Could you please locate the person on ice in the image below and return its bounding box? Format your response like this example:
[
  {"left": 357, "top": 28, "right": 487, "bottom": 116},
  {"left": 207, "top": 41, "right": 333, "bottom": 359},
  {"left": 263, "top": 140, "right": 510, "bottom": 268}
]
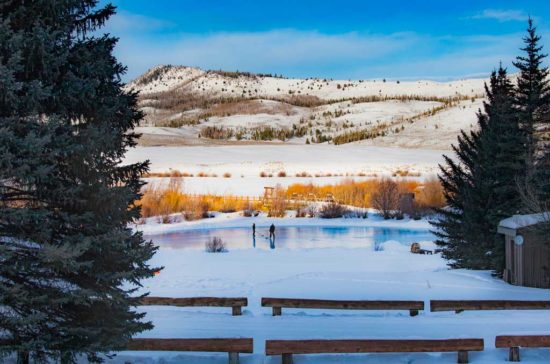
[
  {"left": 269, "top": 223, "right": 275, "bottom": 240},
  {"left": 252, "top": 223, "right": 256, "bottom": 236}
]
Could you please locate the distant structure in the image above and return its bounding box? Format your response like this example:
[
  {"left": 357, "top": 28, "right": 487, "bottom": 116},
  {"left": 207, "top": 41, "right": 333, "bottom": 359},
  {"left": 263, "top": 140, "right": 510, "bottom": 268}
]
[
  {"left": 399, "top": 192, "right": 416, "bottom": 216},
  {"left": 263, "top": 186, "right": 275, "bottom": 206},
  {"left": 498, "top": 214, "right": 550, "bottom": 288}
]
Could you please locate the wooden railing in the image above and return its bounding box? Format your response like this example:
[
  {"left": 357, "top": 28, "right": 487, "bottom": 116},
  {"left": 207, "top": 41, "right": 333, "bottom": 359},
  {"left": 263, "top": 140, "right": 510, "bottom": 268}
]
[
  {"left": 430, "top": 300, "right": 550, "bottom": 313},
  {"left": 262, "top": 297, "right": 424, "bottom": 316},
  {"left": 127, "top": 338, "right": 253, "bottom": 364},
  {"left": 140, "top": 296, "right": 248, "bottom": 316},
  {"left": 266, "top": 338, "right": 484, "bottom": 364},
  {"left": 495, "top": 335, "right": 550, "bottom": 362}
]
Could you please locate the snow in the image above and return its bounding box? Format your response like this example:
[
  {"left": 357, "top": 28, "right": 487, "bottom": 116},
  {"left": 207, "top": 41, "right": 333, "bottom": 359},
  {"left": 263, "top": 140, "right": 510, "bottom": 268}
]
[
  {"left": 377, "top": 240, "right": 411, "bottom": 253},
  {"left": 125, "top": 144, "right": 447, "bottom": 195},
  {"left": 498, "top": 213, "right": 550, "bottom": 230},
  {"left": 100, "top": 213, "right": 550, "bottom": 363},
  {"left": 365, "top": 99, "right": 482, "bottom": 149}
]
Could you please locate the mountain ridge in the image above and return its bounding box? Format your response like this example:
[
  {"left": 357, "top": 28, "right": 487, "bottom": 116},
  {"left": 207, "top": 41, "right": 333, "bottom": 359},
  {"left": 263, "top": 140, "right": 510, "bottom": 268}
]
[{"left": 128, "top": 64, "right": 490, "bottom": 149}]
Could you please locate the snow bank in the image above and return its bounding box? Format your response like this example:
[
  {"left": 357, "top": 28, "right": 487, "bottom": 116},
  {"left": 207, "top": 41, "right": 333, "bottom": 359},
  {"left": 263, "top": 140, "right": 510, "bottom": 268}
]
[
  {"left": 498, "top": 213, "right": 550, "bottom": 230},
  {"left": 377, "top": 240, "right": 410, "bottom": 253}
]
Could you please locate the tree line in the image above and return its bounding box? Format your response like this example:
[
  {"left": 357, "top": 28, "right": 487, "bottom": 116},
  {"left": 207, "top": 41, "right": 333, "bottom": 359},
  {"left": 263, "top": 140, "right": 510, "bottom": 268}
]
[{"left": 433, "top": 19, "right": 550, "bottom": 274}]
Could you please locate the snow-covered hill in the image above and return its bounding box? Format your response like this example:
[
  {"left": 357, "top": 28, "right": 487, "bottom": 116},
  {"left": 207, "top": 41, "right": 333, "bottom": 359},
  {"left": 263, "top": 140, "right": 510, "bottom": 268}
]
[{"left": 127, "top": 65, "right": 490, "bottom": 149}]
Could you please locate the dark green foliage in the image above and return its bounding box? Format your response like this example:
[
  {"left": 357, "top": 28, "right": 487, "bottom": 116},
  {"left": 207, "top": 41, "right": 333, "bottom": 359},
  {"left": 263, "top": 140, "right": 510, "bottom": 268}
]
[
  {"left": 0, "top": 1, "right": 158, "bottom": 363},
  {"left": 433, "top": 68, "right": 525, "bottom": 272},
  {"left": 513, "top": 19, "right": 550, "bottom": 202},
  {"left": 513, "top": 18, "right": 550, "bottom": 165},
  {"left": 434, "top": 19, "right": 550, "bottom": 273}
]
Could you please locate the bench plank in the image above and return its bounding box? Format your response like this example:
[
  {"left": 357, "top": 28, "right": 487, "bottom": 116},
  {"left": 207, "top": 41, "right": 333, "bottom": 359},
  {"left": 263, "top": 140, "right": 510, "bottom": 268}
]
[
  {"left": 140, "top": 297, "right": 247, "bottom": 316},
  {"left": 431, "top": 300, "right": 550, "bottom": 312},
  {"left": 495, "top": 335, "right": 550, "bottom": 362},
  {"left": 262, "top": 298, "right": 423, "bottom": 315},
  {"left": 140, "top": 296, "right": 248, "bottom": 307},
  {"left": 265, "top": 339, "right": 484, "bottom": 355},
  {"left": 495, "top": 335, "right": 550, "bottom": 348},
  {"left": 127, "top": 338, "right": 253, "bottom": 353}
]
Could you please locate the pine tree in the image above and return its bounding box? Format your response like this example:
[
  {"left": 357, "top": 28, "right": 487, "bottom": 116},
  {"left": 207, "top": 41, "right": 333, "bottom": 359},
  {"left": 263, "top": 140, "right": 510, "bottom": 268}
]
[
  {"left": 0, "top": 1, "right": 158, "bottom": 363},
  {"left": 513, "top": 18, "right": 550, "bottom": 188},
  {"left": 433, "top": 68, "right": 524, "bottom": 272}
]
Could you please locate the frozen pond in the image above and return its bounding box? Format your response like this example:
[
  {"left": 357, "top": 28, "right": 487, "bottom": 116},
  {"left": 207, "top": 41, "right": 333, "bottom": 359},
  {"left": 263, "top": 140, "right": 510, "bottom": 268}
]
[{"left": 149, "top": 225, "right": 435, "bottom": 250}]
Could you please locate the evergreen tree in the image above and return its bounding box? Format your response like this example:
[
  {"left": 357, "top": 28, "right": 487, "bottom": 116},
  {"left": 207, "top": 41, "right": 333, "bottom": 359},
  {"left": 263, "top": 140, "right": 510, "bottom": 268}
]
[
  {"left": 0, "top": 1, "right": 158, "bottom": 363},
  {"left": 513, "top": 18, "right": 550, "bottom": 202},
  {"left": 433, "top": 67, "right": 524, "bottom": 272}
]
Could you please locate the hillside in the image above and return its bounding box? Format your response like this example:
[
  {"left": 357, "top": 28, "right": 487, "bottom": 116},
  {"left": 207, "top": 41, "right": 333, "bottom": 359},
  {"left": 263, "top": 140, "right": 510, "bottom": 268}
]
[{"left": 127, "top": 65, "right": 489, "bottom": 149}]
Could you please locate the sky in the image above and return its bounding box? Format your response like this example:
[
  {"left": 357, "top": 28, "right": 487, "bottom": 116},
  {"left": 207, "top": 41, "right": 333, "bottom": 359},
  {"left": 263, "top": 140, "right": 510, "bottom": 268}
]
[{"left": 97, "top": 0, "right": 550, "bottom": 82}]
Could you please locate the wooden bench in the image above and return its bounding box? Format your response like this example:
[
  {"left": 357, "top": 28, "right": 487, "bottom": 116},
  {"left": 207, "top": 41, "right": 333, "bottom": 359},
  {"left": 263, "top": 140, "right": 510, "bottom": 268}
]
[
  {"left": 140, "top": 296, "right": 248, "bottom": 316},
  {"left": 265, "top": 338, "right": 484, "bottom": 364},
  {"left": 496, "top": 335, "right": 550, "bottom": 362},
  {"left": 127, "top": 338, "right": 253, "bottom": 364},
  {"left": 430, "top": 300, "right": 550, "bottom": 313},
  {"left": 262, "top": 297, "right": 424, "bottom": 316}
]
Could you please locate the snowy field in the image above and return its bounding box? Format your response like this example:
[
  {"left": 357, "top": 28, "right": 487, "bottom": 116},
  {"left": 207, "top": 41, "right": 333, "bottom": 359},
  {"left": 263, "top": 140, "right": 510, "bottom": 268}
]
[
  {"left": 125, "top": 145, "right": 447, "bottom": 195},
  {"left": 100, "top": 214, "right": 550, "bottom": 363}
]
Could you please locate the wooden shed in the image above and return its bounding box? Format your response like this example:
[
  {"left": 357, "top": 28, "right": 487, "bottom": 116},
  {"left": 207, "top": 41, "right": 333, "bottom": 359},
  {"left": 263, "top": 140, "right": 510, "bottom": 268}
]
[{"left": 498, "top": 213, "right": 550, "bottom": 288}]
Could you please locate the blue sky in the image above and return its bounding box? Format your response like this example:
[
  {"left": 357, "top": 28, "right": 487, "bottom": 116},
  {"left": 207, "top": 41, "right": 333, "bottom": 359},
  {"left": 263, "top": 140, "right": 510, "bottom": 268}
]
[{"left": 98, "top": 0, "right": 550, "bottom": 82}]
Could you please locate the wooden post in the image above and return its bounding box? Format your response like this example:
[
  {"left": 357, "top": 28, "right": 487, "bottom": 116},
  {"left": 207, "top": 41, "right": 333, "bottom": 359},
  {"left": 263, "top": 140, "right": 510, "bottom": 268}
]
[
  {"left": 509, "top": 347, "right": 520, "bottom": 362},
  {"left": 17, "top": 351, "right": 29, "bottom": 364},
  {"left": 228, "top": 352, "right": 239, "bottom": 364},
  {"left": 232, "top": 306, "right": 242, "bottom": 316},
  {"left": 409, "top": 309, "right": 419, "bottom": 317},
  {"left": 272, "top": 306, "right": 282, "bottom": 316},
  {"left": 282, "top": 353, "right": 293, "bottom": 364},
  {"left": 457, "top": 350, "right": 469, "bottom": 364}
]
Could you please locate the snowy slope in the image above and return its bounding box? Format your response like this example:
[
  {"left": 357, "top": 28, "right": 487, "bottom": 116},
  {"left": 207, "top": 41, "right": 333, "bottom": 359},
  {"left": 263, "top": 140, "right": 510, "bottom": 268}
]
[
  {"left": 128, "top": 65, "right": 487, "bottom": 99},
  {"left": 126, "top": 65, "right": 491, "bottom": 149}
]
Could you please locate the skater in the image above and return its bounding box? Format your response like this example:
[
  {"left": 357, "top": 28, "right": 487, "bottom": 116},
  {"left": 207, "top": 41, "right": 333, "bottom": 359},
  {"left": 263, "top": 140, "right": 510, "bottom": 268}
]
[
  {"left": 252, "top": 223, "right": 256, "bottom": 248},
  {"left": 269, "top": 223, "right": 275, "bottom": 240}
]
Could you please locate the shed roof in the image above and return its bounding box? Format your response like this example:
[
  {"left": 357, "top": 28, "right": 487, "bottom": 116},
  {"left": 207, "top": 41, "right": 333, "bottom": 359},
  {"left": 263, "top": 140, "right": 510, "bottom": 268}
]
[{"left": 498, "top": 213, "right": 550, "bottom": 230}]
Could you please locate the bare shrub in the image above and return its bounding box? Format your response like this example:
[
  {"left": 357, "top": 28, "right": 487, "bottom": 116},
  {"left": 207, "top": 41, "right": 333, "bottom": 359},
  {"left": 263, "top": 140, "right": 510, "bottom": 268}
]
[
  {"left": 318, "top": 202, "right": 350, "bottom": 219},
  {"left": 416, "top": 177, "right": 445, "bottom": 209},
  {"left": 223, "top": 172, "right": 232, "bottom": 178},
  {"left": 305, "top": 204, "right": 318, "bottom": 217},
  {"left": 370, "top": 178, "right": 399, "bottom": 219},
  {"left": 200, "top": 125, "right": 233, "bottom": 139},
  {"left": 205, "top": 237, "right": 226, "bottom": 253},
  {"left": 295, "top": 207, "right": 307, "bottom": 218},
  {"left": 268, "top": 185, "right": 287, "bottom": 217},
  {"left": 219, "top": 197, "right": 238, "bottom": 213},
  {"left": 183, "top": 197, "right": 210, "bottom": 221},
  {"left": 277, "top": 171, "right": 287, "bottom": 177}
]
